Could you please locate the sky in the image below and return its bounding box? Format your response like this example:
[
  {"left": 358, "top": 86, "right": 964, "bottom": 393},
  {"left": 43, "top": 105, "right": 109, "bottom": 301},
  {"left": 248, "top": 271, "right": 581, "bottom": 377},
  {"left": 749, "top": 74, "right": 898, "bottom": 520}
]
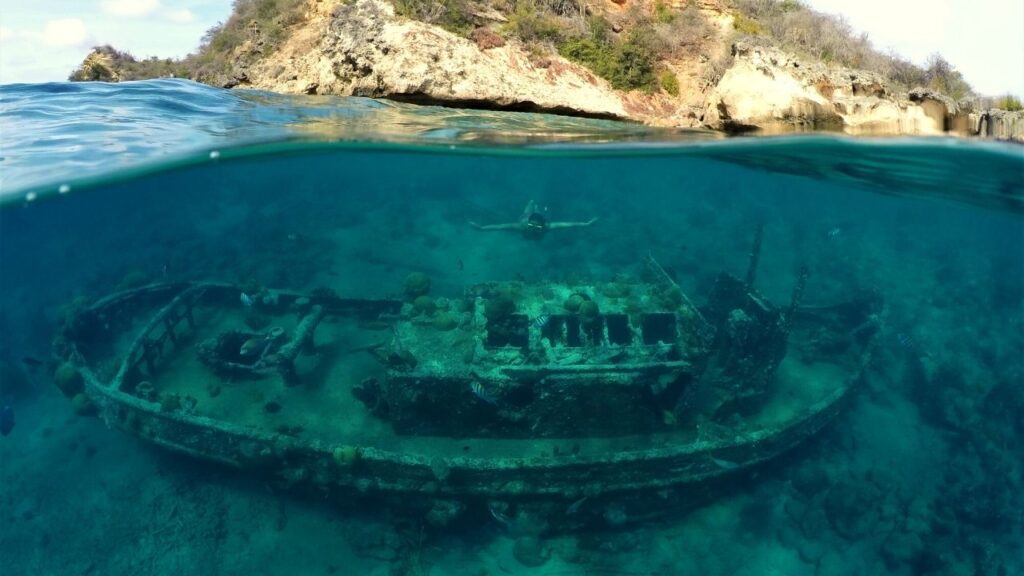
[
  {"left": 0, "top": 0, "right": 231, "bottom": 83},
  {"left": 803, "top": 0, "right": 1024, "bottom": 97},
  {"left": 0, "top": 0, "right": 1021, "bottom": 96}
]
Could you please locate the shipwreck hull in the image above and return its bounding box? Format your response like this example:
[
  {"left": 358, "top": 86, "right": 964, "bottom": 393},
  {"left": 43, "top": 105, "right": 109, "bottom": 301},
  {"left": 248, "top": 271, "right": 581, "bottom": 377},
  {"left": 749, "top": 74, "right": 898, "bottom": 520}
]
[
  {"left": 55, "top": 278, "right": 874, "bottom": 529},
  {"left": 85, "top": 372, "right": 854, "bottom": 495}
]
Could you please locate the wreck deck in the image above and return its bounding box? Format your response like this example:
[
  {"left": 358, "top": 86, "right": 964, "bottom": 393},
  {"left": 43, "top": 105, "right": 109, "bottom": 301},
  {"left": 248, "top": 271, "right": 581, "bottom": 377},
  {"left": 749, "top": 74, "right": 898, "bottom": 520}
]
[{"left": 69, "top": 282, "right": 856, "bottom": 478}]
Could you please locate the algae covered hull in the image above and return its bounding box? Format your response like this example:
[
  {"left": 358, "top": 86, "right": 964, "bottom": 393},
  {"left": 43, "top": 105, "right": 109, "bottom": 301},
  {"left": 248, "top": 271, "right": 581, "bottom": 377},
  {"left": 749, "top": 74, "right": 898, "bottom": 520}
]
[{"left": 54, "top": 263, "right": 878, "bottom": 528}]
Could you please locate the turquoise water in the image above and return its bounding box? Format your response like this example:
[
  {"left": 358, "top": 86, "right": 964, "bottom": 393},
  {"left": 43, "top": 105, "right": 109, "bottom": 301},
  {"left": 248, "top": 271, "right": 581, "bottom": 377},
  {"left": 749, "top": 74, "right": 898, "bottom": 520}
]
[{"left": 1, "top": 79, "right": 1023, "bottom": 575}]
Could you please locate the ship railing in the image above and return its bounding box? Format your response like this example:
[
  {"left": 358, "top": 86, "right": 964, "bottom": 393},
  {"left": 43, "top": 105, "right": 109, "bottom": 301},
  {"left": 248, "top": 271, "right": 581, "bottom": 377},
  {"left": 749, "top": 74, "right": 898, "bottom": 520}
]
[{"left": 113, "top": 284, "right": 208, "bottom": 391}]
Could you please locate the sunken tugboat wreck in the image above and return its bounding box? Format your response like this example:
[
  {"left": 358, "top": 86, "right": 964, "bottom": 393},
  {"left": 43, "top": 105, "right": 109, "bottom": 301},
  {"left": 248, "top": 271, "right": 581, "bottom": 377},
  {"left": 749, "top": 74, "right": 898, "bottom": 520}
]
[{"left": 52, "top": 247, "right": 879, "bottom": 530}]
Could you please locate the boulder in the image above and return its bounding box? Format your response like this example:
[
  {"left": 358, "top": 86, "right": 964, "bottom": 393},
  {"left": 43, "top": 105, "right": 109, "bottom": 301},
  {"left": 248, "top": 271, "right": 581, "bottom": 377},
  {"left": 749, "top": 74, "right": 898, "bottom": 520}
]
[{"left": 703, "top": 43, "right": 842, "bottom": 132}]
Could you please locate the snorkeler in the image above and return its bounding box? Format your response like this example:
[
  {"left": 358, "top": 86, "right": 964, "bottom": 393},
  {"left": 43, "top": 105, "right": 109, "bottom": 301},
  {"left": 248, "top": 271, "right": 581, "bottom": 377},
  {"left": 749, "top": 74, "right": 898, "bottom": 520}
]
[{"left": 469, "top": 200, "right": 597, "bottom": 239}]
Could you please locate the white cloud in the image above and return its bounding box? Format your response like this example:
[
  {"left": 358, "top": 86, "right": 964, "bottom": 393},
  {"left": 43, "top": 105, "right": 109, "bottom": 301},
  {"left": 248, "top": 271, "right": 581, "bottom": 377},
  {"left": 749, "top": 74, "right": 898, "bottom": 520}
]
[
  {"left": 164, "top": 8, "right": 195, "bottom": 24},
  {"left": 41, "top": 18, "right": 92, "bottom": 48},
  {"left": 1, "top": 25, "right": 90, "bottom": 84},
  {"left": 97, "top": 2, "right": 196, "bottom": 24},
  {"left": 100, "top": 0, "right": 161, "bottom": 18}
]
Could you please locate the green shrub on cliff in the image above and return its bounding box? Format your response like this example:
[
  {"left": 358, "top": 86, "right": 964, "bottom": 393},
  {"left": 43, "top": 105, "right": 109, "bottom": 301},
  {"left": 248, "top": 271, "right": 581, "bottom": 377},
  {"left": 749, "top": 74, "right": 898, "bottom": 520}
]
[
  {"left": 994, "top": 95, "right": 1023, "bottom": 112},
  {"left": 654, "top": 1, "right": 674, "bottom": 24},
  {"left": 658, "top": 70, "right": 679, "bottom": 96},
  {"left": 393, "top": 0, "right": 474, "bottom": 34},
  {"left": 558, "top": 18, "right": 658, "bottom": 92},
  {"left": 505, "top": 2, "right": 564, "bottom": 43},
  {"left": 191, "top": 0, "right": 309, "bottom": 84},
  {"left": 731, "top": 12, "right": 762, "bottom": 35}
]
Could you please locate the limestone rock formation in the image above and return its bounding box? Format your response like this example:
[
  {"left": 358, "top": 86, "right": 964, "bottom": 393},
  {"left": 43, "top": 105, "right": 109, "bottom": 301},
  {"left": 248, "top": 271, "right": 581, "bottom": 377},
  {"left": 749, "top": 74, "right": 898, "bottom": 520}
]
[
  {"left": 703, "top": 42, "right": 971, "bottom": 136},
  {"left": 245, "top": 0, "right": 628, "bottom": 118},
  {"left": 970, "top": 109, "right": 1024, "bottom": 140}
]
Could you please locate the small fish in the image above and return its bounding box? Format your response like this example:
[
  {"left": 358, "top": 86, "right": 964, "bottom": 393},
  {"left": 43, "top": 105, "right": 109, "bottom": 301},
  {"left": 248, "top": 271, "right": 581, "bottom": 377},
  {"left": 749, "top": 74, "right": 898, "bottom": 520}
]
[
  {"left": 22, "top": 356, "right": 44, "bottom": 369},
  {"left": 489, "top": 505, "right": 512, "bottom": 527},
  {"left": 533, "top": 314, "right": 551, "bottom": 330},
  {"left": 240, "top": 292, "right": 255, "bottom": 307},
  {"left": 566, "top": 496, "right": 589, "bottom": 515},
  {"left": 470, "top": 380, "right": 499, "bottom": 405},
  {"left": 709, "top": 456, "right": 739, "bottom": 470},
  {"left": 896, "top": 332, "right": 932, "bottom": 358},
  {"left": 1, "top": 404, "right": 14, "bottom": 437},
  {"left": 827, "top": 227, "right": 842, "bottom": 239},
  {"left": 457, "top": 258, "right": 464, "bottom": 271},
  {"left": 239, "top": 337, "right": 264, "bottom": 356}
]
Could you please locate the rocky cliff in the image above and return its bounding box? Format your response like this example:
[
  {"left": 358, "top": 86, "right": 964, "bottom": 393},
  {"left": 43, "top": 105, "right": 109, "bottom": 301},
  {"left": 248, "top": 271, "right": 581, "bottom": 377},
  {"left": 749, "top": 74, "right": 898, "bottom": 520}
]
[
  {"left": 703, "top": 43, "right": 983, "bottom": 136},
  {"left": 246, "top": 0, "right": 629, "bottom": 118},
  {"left": 72, "top": 0, "right": 1023, "bottom": 140}
]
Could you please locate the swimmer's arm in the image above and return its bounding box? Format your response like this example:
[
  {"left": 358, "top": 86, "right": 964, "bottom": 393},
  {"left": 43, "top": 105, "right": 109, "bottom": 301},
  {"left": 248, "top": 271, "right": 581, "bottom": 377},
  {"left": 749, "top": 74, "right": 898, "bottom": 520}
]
[
  {"left": 548, "top": 218, "right": 598, "bottom": 229},
  {"left": 470, "top": 221, "right": 521, "bottom": 231}
]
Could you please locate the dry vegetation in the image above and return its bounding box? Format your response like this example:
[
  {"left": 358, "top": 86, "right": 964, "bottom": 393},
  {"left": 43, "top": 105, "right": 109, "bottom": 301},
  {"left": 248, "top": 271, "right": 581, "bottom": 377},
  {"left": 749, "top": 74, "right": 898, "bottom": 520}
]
[
  {"left": 190, "top": 0, "right": 309, "bottom": 84},
  {"left": 385, "top": 0, "right": 982, "bottom": 100},
  {"left": 994, "top": 95, "right": 1023, "bottom": 111},
  {"left": 392, "top": 0, "right": 477, "bottom": 34},
  {"left": 391, "top": 0, "right": 976, "bottom": 99},
  {"left": 71, "top": 0, "right": 988, "bottom": 103},
  {"left": 390, "top": 0, "right": 716, "bottom": 92},
  {"left": 732, "top": 0, "right": 974, "bottom": 98}
]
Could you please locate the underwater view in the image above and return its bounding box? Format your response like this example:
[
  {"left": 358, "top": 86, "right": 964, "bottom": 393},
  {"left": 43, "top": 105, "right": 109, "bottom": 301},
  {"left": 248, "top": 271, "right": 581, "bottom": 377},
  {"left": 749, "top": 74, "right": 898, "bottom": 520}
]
[{"left": 1, "top": 80, "right": 1023, "bottom": 576}]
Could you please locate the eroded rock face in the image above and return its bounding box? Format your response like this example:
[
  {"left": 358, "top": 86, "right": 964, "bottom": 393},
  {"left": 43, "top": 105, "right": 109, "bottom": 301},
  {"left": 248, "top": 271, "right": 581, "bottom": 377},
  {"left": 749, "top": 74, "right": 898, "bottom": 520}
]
[
  {"left": 246, "top": 0, "right": 628, "bottom": 118},
  {"left": 970, "top": 109, "right": 1024, "bottom": 140},
  {"left": 703, "top": 42, "right": 975, "bottom": 136},
  {"left": 703, "top": 43, "right": 841, "bottom": 132},
  {"left": 77, "top": 0, "right": 1019, "bottom": 139}
]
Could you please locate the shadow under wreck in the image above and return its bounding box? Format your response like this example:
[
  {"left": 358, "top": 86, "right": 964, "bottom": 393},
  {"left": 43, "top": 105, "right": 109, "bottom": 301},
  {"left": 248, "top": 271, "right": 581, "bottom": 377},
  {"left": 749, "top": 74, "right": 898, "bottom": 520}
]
[{"left": 51, "top": 242, "right": 880, "bottom": 531}]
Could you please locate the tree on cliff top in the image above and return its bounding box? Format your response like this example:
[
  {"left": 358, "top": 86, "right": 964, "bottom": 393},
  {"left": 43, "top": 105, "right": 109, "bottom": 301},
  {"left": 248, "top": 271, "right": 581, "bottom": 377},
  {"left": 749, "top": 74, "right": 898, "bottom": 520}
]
[
  {"left": 922, "top": 54, "right": 973, "bottom": 100},
  {"left": 68, "top": 45, "right": 189, "bottom": 82},
  {"left": 731, "top": 0, "right": 973, "bottom": 97},
  {"left": 188, "top": 0, "right": 309, "bottom": 85}
]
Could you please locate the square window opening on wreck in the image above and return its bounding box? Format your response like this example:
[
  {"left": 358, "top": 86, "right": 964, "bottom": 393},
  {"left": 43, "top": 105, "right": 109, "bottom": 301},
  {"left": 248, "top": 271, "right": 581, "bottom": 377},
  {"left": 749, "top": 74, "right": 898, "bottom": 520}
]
[
  {"left": 484, "top": 311, "right": 679, "bottom": 350},
  {"left": 485, "top": 314, "right": 529, "bottom": 348},
  {"left": 605, "top": 314, "right": 631, "bottom": 345},
  {"left": 641, "top": 313, "right": 678, "bottom": 345}
]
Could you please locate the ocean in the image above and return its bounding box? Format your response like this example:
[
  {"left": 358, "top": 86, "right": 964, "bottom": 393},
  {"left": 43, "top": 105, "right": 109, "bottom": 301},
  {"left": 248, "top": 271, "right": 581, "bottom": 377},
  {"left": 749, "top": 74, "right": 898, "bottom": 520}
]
[{"left": 1, "top": 79, "right": 1022, "bottom": 575}]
